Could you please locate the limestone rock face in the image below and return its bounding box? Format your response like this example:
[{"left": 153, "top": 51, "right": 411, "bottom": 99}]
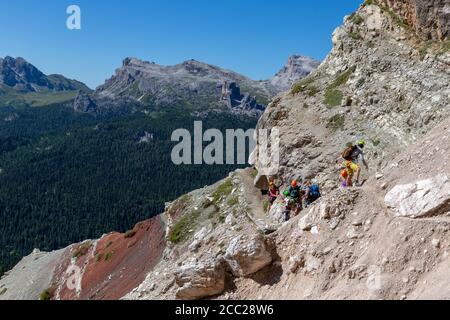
[
  {"left": 383, "top": 0, "right": 450, "bottom": 41},
  {"left": 175, "top": 259, "right": 226, "bottom": 300},
  {"left": 385, "top": 175, "right": 450, "bottom": 218},
  {"left": 225, "top": 235, "right": 273, "bottom": 277}
]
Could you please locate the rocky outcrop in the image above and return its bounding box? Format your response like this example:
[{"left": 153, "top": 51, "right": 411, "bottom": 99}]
[
  {"left": 224, "top": 235, "right": 273, "bottom": 277},
  {"left": 268, "top": 55, "right": 321, "bottom": 91},
  {"left": 382, "top": 0, "right": 450, "bottom": 41},
  {"left": 385, "top": 175, "right": 450, "bottom": 218},
  {"left": 175, "top": 259, "right": 226, "bottom": 300},
  {"left": 73, "top": 91, "right": 97, "bottom": 113}
]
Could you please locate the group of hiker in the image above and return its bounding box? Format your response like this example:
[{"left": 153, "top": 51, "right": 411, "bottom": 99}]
[
  {"left": 265, "top": 139, "right": 369, "bottom": 222},
  {"left": 267, "top": 179, "right": 322, "bottom": 222}
]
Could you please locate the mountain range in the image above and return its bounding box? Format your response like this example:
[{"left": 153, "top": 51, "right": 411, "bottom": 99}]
[
  {"left": 0, "top": 53, "right": 319, "bottom": 278},
  {"left": 0, "top": 55, "right": 319, "bottom": 114}
]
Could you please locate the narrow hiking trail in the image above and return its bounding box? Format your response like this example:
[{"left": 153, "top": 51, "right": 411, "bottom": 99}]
[{"left": 238, "top": 169, "right": 274, "bottom": 229}]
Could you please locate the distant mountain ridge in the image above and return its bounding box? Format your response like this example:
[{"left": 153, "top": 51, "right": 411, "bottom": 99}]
[
  {"left": 74, "top": 55, "right": 320, "bottom": 116},
  {"left": 0, "top": 56, "right": 90, "bottom": 93}
]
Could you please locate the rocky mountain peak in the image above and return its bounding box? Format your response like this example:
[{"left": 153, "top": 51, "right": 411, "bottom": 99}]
[
  {"left": 122, "top": 57, "right": 155, "bottom": 68},
  {"left": 0, "top": 56, "right": 90, "bottom": 93},
  {"left": 0, "top": 56, "right": 49, "bottom": 91},
  {"left": 269, "top": 55, "right": 321, "bottom": 91}
]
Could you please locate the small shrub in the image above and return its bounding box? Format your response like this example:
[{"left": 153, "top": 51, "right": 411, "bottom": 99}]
[
  {"left": 95, "top": 253, "right": 103, "bottom": 262},
  {"left": 227, "top": 196, "right": 239, "bottom": 207},
  {"left": 357, "top": 78, "right": 366, "bottom": 88},
  {"left": 0, "top": 288, "right": 7, "bottom": 296},
  {"left": 351, "top": 14, "right": 364, "bottom": 25},
  {"left": 325, "top": 89, "right": 343, "bottom": 108},
  {"left": 124, "top": 230, "right": 136, "bottom": 239},
  {"left": 73, "top": 243, "right": 91, "bottom": 259},
  {"left": 39, "top": 289, "right": 53, "bottom": 301},
  {"left": 168, "top": 210, "right": 201, "bottom": 244},
  {"left": 327, "top": 114, "right": 345, "bottom": 131},
  {"left": 438, "top": 40, "right": 450, "bottom": 55},
  {"left": 367, "top": 41, "right": 375, "bottom": 48},
  {"left": 104, "top": 252, "right": 114, "bottom": 262},
  {"left": 348, "top": 32, "right": 362, "bottom": 40},
  {"left": 212, "top": 179, "right": 233, "bottom": 203},
  {"left": 332, "top": 66, "right": 356, "bottom": 88},
  {"left": 263, "top": 201, "right": 269, "bottom": 212},
  {"left": 371, "top": 138, "right": 381, "bottom": 146},
  {"left": 218, "top": 214, "right": 226, "bottom": 224},
  {"left": 291, "top": 77, "right": 316, "bottom": 95},
  {"left": 306, "top": 86, "right": 320, "bottom": 97}
]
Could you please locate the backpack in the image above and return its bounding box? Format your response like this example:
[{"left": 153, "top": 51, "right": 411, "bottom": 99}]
[
  {"left": 288, "top": 185, "right": 301, "bottom": 199},
  {"left": 342, "top": 145, "right": 356, "bottom": 161},
  {"left": 309, "top": 185, "right": 321, "bottom": 200}
]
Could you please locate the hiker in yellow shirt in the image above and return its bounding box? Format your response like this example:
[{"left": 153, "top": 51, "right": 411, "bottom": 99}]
[{"left": 341, "top": 161, "right": 360, "bottom": 187}]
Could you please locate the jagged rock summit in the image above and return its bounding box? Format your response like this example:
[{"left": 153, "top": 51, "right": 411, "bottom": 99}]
[
  {"left": 268, "top": 55, "right": 321, "bottom": 91},
  {"left": 0, "top": 56, "right": 90, "bottom": 93}
]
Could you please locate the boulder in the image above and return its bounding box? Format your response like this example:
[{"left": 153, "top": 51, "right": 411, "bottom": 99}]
[
  {"left": 175, "top": 260, "right": 226, "bottom": 300},
  {"left": 225, "top": 235, "right": 273, "bottom": 277},
  {"left": 385, "top": 175, "right": 450, "bottom": 218}
]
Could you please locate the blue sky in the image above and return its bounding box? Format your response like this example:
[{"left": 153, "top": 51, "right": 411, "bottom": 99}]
[{"left": 1, "top": 0, "right": 362, "bottom": 89}]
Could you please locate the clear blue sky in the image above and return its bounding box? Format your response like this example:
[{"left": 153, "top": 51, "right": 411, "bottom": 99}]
[{"left": 1, "top": 0, "right": 362, "bottom": 89}]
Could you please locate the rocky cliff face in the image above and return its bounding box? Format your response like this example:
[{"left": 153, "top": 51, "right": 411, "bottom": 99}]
[
  {"left": 2, "top": 0, "right": 450, "bottom": 300},
  {"left": 383, "top": 0, "right": 449, "bottom": 41},
  {"left": 251, "top": 0, "right": 450, "bottom": 190},
  {"left": 0, "top": 57, "right": 90, "bottom": 93}
]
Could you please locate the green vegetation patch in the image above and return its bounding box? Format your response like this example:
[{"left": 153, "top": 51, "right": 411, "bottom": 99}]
[
  {"left": 124, "top": 230, "right": 136, "bottom": 239},
  {"left": 168, "top": 210, "right": 202, "bottom": 244},
  {"left": 104, "top": 251, "right": 114, "bottom": 262},
  {"left": 212, "top": 178, "right": 234, "bottom": 204},
  {"left": 324, "top": 66, "right": 356, "bottom": 107},
  {"left": 438, "top": 40, "right": 450, "bottom": 55},
  {"left": 291, "top": 77, "right": 317, "bottom": 95},
  {"left": 327, "top": 114, "right": 346, "bottom": 131},
  {"left": 351, "top": 14, "right": 364, "bottom": 25},
  {"left": 227, "top": 196, "right": 239, "bottom": 207},
  {"left": 348, "top": 32, "right": 362, "bottom": 40},
  {"left": 371, "top": 138, "right": 381, "bottom": 146},
  {"left": 39, "top": 289, "right": 53, "bottom": 301},
  {"left": 263, "top": 201, "right": 269, "bottom": 212},
  {"left": 73, "top": 242, "right": 92, "bottom": 259},
  {"left": 325, "top": 89, "right": 343, "bottom": 108}
]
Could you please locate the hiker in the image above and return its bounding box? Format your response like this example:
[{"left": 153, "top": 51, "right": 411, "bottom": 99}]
[
  {"left": 286, "top": 180, "right": 303, "bottom": 216},
  {"left": 351, "top": 140, "right": 369, "bottom": 185},
  {"left": 303, "top": 181, "right": 321, "bottom": 207},
  {"left": 340, "top": 160, "right": 359, "bottom": 187},
  {"left": 267, "top": 181, "right": 280, "bottom": 212},
  {"left": 282, "top": 190, "right": 292, "bottom": 222},
  {"left": 341, "top": 140, "right": 368, "bottom": 186}
]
